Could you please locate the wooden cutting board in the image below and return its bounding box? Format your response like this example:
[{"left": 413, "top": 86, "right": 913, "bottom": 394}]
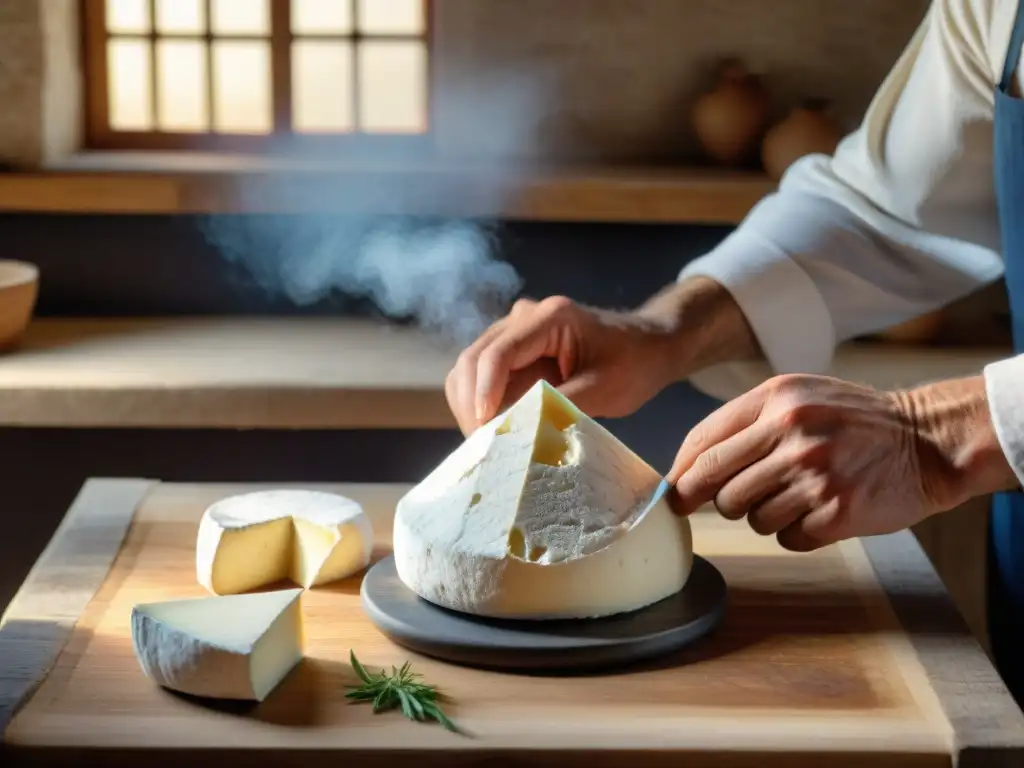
[{"left": 3, "top": 478, "right": 1024, "bottom": 768}]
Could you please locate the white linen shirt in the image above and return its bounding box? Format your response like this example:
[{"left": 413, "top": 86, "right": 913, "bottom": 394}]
[{"left": 680, "top": 0, "right": 1024, "bottom": 486}]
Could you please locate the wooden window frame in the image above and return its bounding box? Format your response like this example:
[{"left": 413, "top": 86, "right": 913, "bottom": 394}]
[{"left": 80, "top": 0, "right": 434, "bottom": 154}]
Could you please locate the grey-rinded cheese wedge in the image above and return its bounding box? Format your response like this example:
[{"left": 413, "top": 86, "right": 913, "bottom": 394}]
[{"left": 131, "top": 588, "right": 304, "bottom": 701}]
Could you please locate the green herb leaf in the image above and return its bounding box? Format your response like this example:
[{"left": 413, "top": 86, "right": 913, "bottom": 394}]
[
  {"left": 396, "top": 689, "right": 417, "bottom": 720},
  {"left": 344, "top": 688, "right": 378, "bottom": 701},
  {"left": 372, "top": 688, "right": 392, "bottom": 713},
  {"left": 349, "top": 649, "right": 373, "bottom": 685},
  {"left": 421, "top": 700, "right": 459, "bottom": 732},
  {"left": 346, "top": 650, "right": 461, "bottom": 734},
  {"left": 405, "top": 691, "right": 427, "bottom": 721}
]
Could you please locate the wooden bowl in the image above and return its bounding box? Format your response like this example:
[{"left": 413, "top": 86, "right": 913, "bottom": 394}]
[{"left": 0, "top": 260, "right": 39, "bottom": 351}]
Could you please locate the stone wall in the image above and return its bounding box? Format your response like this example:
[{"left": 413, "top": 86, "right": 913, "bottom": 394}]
[
  {"left": 0, "top": 0, "right": 80, "bottom": 168},
  {"left": 40, "top": 0, "right": 82, "bottom": 163},
  {"left": 432, "top": 0, "right": 932, "bottom": 163},
  {"left": 0, "top": 0, "right": 929, "bottom": 166},
  {"left": 0, "top": 1, "right": 44, "bottom": 166}
]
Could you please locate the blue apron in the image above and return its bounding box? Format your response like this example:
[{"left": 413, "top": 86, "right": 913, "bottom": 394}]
[{"left": 988, "top": 0, "right": 1024, "bottom": 705}]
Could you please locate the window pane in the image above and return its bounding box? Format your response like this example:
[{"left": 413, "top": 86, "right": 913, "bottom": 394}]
[
  {"left": 357, "top": 0, "right": 423, "bottom": 35},
  {"left": 106, "top": 0, "right": 150, "bottom": 34},
  {"left": 212, "top": 41, "right": 272, "bottom": 133},
  {"left": 211, "top": 0, "right": 269, "bottom": 35},
  {"left": 292, "top": 0, "right": 351, "bottom": 34},
  {"left": 157, "top": 40, "right": 208, "bottom": 131},
  {"left": 156, "top": 0, "right": 206, "bottom": 34},
  {"left": 292, "top": 41, "right": 353, "bottom": 132},
  {"left": 357, "top": 41, "right": 426, "bottom": 132},
  {"left": 108, "top": 39, "right": 152, "bottom": 129}
]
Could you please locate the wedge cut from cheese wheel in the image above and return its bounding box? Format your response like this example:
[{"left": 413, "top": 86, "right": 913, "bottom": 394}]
[
  {"left": 196, "top": 489, "right": 373, "bottom": 595},
  {"left": 393, "top": 379, "right": 693, "bottom": 620},
  {"left": 130, "top": 588, "right": 304, "bottom": 701}
]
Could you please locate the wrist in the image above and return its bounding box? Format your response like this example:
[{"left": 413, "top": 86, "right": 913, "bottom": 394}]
[
  {"left": 632, "top": 276, "right": 760, "bottom": 383},
  {"left": 893, "top": 375, "right": 1018, "bottom": 510}
]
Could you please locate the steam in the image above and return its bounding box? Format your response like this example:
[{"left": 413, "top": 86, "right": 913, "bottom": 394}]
[
  {"left": 200, "top": 70, "right": 555, "bottom": 348},
  {"left": 207, "top": 216, "right": 521, "bottom": 346}
]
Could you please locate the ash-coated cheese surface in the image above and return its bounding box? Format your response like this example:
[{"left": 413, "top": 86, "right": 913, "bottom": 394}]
[
  {"left": 130, "top": 588, "right": 304, "bottom": 701},
  {"left": 393, "top": 380, "right": 693, "bottom": 619},
  {"left": 196, "top": 489, "right": 373, "bottom": 595}
]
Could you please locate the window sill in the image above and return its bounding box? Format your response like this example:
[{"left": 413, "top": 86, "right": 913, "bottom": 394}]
[{"left": 0, "top": 151, "right": 777, "bottom": 223}]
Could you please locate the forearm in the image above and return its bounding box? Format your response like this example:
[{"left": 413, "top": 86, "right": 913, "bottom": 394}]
[
  {"left": 893, "top": 371, "right": 1020, "bottom": 511},
  {"left": 633, "top": 276, "right": 761, "bottom": 381},
  {"left": 668, "top": 0, "right": 1008, "bottom": 380}
]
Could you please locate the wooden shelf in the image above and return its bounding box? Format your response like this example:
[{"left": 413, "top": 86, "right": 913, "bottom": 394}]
[
  {"left": 689, "top": 341, "right": 1013, "bottom": 402},
  {"left": 0, "top": 316, "right": 1012, "bottom": 430},
  {"left": 0, "top": 152, "right": 776, "bottom": 223}
]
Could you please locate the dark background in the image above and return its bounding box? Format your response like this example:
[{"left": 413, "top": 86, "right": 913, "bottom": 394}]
[{"left": 0, "top": 213, "right": 730, "bottom": 610}]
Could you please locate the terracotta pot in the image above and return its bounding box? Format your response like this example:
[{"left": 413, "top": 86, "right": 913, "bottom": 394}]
[
  {"left": 874, "top": 310, "right": 945, "bottom": 344},
  {"left": 0, "top": 260, "right": 38, "bottom": 351},
  {"left": 692, "top": 59, "right": 773, "bottom": 167},
  {"left": 762, "top": 98, "right": 843, "bottom": 181}
]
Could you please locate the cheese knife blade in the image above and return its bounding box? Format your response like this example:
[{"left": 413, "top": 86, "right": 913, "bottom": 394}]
[{"left": 628, "top": 477, "right": 672, "bottom": 530}]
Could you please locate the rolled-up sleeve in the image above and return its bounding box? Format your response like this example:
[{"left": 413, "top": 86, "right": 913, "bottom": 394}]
[
  {"left": 986, "top": 356, "right": 1024, "bottom": 486},
  {"left": 680, "top": 0, "right": 1010, "bottom": 375}
]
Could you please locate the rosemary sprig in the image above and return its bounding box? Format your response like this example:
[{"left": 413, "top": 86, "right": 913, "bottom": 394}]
[{"left": 345, "top": 649, "right": 460, "bottom": 733}]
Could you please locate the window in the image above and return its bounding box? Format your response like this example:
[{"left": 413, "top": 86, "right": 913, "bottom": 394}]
[{"left": 82, "top": 0, "right": 431, "bottom": 151}]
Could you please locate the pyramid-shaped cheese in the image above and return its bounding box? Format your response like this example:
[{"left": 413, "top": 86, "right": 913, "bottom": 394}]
[
  {"left": 196, "top": 490, "right": 373, "bottom": 595},
  {"left": 393, "top": 380, "right": 693, "bottom": 619},
  {"left": 130, "top": 588, "right": 304, "bottom": 701}
]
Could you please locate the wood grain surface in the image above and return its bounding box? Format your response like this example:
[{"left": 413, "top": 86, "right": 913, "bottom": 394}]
[
  {"left": 0, "top": 163, "right": 775, "bottom": 223},
  {"left": 3, "top": 479, "right": 1024, "bottom": 768},
  {"left": 0, "top": 479, "right": 157, "bottom": 731}
]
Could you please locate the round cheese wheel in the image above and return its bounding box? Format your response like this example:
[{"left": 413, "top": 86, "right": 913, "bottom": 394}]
[{"left": 196, "top": 489, "right": 373, "bottom": 595}]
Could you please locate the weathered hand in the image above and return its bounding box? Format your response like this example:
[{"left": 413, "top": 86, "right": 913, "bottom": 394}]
[
  {"left": 444, "top": 277, "right": 760, "bottom": 437},
  {"left": 444, "top": 296, "right": 680, "bottom": 436},
  {"left": 668, "top": 374, "right": 969, "bottom": 552}
]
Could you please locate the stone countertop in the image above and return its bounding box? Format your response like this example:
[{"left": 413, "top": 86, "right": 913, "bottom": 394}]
[
  {"left": 0, "top": 316, "right": 1010, "bottom": 428},
  {"left": 0, "top": 317, "right": 458, "bottom": 429},
  {"left": 688, "top": 341, "right": 1012, "bottom": 402}
]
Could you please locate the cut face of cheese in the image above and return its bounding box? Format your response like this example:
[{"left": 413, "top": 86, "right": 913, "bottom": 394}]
[
  {"left": 130, "top": 588, "right": 304, "bottom": 701},
  {"left": 196, "top": 490, "right": 373, "bottom": 595},
  {"left": 393, "top": 379, "right": 693, "bottom": 619}
]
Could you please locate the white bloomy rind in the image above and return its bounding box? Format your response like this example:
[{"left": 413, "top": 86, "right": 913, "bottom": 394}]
[
  {"left": 196, "top": 489, "right": 374, "bottom": 595},
  {"left": 393, "top": 380, "right": 693, "bottom": 619},
  {"left": 131, "top": 588, "right": 304, "bottom": 702}
]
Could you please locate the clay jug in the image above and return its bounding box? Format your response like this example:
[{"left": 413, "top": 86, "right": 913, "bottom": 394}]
[
  {"left": 762, "top": 98, "right": 843, "bottom": 181},
  {"left": 692, "top": 59, "right": 772, "bottom": 167}
]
